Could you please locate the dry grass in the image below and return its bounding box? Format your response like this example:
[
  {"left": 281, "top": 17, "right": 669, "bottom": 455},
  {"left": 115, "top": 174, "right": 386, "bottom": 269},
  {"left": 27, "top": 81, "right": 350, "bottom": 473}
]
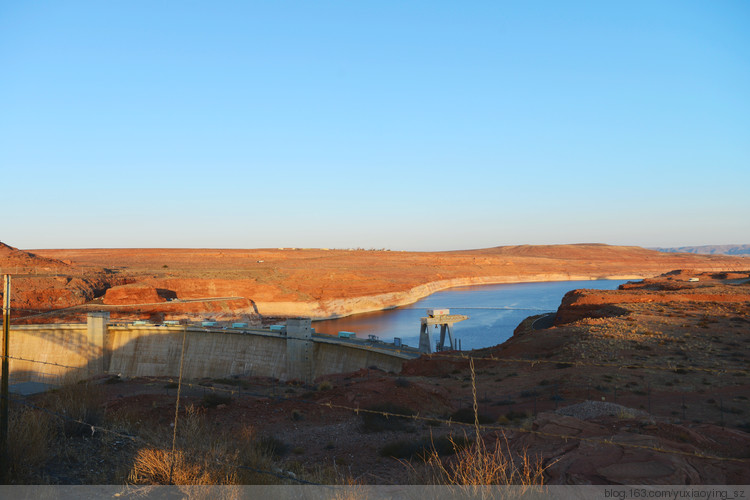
[
  {"left": 46, "top": 381, "right": 105, "bottom": 437},
  {"left": 128, "top": 405, "right": 286, "bottom": 485},
  {"left": 9, "top": 381, "right": 354, "bottom": 485},
  {"left": 8, "top": 407, "right": 55, "bottom": 483},
  {"left": 129, "top": 447, "right": 240, "bottom": 485},
  {"left": 421, "top": 433, "right": 548, "bottom": 485},
  {"left": 7, "top": 381, "right": 109, "bottom": 483},
  {"left": 128, "top": 414, "right": 356, "bottom": 486},
  {"left": 409, "top": 358, "right": 549, "bottom": 485}
]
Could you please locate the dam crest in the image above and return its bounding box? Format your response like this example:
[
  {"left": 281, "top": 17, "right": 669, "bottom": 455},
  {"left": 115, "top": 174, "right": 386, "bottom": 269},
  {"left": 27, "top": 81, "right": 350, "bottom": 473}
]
[{"left": 7, "top": 313, "right": 419, "bottom": 389}]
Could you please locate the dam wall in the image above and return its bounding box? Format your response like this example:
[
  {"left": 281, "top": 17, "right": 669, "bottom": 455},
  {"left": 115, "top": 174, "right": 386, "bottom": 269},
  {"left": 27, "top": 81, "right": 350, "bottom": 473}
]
[
  {"left": 313, "top": 340, "right": 405, "bottom": 378},
  {"left": 107, "top": 326, "right": 290, "bottom": 380},
  {"left": 6, "top": 315, "right": 414, "bottom": 387}
]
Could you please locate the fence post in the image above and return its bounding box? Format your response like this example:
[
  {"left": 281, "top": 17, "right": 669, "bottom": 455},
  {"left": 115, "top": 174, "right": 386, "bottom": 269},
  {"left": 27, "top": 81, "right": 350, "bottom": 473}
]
[{"left": 1, "top": 275, "right": 11, "bottom": 483}]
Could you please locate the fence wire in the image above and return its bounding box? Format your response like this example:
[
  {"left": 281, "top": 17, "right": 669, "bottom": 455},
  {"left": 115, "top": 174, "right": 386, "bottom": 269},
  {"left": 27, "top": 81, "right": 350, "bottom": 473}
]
[{"left": 2, "top": 320, "right": 749, "bottom": 484}]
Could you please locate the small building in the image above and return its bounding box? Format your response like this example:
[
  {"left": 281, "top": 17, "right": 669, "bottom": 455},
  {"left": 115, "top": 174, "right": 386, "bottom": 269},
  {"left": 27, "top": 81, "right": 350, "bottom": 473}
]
[
  {"left": 231, "top": 322, "right": 248, "bottom": 329},
  {"left": 338, "top": 331, "right": 356, "bottom": 339},
  {"left": 201, "top": 321, "right": 218, "bottom": 327},
  {"left": 427, "top": 308, "right": 450, "bottom": 317}
]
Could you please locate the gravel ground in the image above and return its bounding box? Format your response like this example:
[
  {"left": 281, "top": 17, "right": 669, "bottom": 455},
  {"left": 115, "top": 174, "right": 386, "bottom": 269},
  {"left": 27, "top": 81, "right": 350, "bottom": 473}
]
[{"left": 555, "top": 400, "right": 651, "bottom": 421}]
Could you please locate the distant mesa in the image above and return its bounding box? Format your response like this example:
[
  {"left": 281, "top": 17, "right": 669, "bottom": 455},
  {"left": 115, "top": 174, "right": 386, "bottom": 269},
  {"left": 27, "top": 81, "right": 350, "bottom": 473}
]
[{"left": 652, "top": 244, "right": 750, "bottom": 256}]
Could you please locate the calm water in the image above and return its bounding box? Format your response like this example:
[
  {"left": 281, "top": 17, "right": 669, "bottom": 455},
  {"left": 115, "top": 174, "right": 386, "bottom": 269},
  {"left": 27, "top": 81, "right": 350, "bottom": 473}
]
[{"left": 313, "top": 279, "right": 628, "bottom": 350}]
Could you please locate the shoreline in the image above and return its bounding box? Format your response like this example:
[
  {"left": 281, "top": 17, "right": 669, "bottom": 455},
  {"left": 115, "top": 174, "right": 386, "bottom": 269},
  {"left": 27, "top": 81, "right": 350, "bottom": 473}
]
[{"left": 255, "top": 272, "right": 649, "bottom": 320}]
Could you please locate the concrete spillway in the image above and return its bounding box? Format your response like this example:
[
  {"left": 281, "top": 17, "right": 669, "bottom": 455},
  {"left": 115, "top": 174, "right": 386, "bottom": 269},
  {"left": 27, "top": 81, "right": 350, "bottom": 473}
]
[{"left": 7, "top": 314, "right": 418, "bottom": 388}]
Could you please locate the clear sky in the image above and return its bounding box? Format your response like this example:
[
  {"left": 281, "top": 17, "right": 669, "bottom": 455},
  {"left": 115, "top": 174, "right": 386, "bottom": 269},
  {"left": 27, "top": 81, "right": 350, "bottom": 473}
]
[{"left": 1, "top": 1, "right": 748, "bottom": 251}]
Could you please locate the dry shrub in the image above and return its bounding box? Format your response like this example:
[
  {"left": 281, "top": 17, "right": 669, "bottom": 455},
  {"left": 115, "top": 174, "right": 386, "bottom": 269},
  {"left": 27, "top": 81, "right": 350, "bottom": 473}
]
[
  {"left": 413, "top": 358, "right": 549, "bottom": 486},
  {"left": 128, "top": 405, "right": 278, "bottom": 485},
  {"left": 129, "top": 448, "right": 238, "bottom": 485},
  {"left": 47, "top": 382, "right": 105, "bottom": 436},
  {"left": 8, "top": 407, "right": 55, "bottom": 482},
  {"left": 423, "top": 433, "right": 548, "bottom": 485}
]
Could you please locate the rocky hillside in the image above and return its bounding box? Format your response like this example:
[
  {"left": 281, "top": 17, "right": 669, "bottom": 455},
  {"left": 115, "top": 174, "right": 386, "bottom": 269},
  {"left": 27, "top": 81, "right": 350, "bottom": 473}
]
[
  {"left": 653, "top": 244, "right": 750, "bottom": 256},
  {"left": 0, "top": 241, "right": 121, "bottom": 314},
  {"left": 21, "top": 243, "right": 750, "bottom": 321}
]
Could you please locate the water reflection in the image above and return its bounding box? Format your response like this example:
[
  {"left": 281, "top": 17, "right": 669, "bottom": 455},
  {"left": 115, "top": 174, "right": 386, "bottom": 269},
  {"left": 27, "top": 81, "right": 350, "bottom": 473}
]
[{"left": 313, "top": 280, "right": 627, "bottom": 350}]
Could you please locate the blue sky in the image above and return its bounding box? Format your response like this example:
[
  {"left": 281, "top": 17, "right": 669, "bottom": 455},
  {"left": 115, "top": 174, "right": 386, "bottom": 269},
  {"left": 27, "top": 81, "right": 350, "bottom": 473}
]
[{"left": 1, "top": 1, "right": 748, "bottom": 251}]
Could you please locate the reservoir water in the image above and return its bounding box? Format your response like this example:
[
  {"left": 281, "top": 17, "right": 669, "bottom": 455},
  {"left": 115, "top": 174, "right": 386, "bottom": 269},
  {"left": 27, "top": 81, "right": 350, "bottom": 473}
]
[{"left": 313, "top": 279, "right": 628, "bottom": 350}]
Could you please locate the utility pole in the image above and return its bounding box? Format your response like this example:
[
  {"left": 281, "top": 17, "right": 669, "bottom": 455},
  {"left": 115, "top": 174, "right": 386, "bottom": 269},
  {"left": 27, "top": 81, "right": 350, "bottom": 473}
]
[{"left": 1, "top": 275, "right": 10, "bottom": 482}]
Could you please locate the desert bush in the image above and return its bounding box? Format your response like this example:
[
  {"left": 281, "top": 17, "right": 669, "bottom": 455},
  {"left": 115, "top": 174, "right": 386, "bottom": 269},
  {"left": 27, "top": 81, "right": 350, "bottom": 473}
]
[
  {"left": 504, "top": 410, "right": 530, "bottom": 422},
  {"left": 129, "top": 406, "right": 281, "bottom": 485},
  {"left": 48, "top": 382, "right": 105, "bottom": 437},
  {"left": 450, "top": 408, "right": 494, "bottom": 425},
  {"left": 381, "top": 435, "right": 471, "bottom": 460},
  {"left": 395, "top": 377, "right": 411, "bottom": 388},
  {"left": 8, "top": 407, "right": 55, "bottom": 482},
  {"left": 256, "top": 435, "right": 290, "bottom": 458},
  {"left": 200, "top": 392, "right": 231, "bottom": 408},
  {"left": 422, "top": 433, "right": 548, "bottom": 485},
  {"left": 360, "top": 402, "right": 416, "bottom": 432},
  {"left": 129, "top": 447, "right": 238, "bottom": 485}
]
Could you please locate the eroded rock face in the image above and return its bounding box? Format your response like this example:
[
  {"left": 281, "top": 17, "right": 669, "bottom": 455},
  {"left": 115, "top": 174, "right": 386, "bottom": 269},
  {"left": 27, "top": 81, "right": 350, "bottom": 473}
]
[
  {"left": 497, "top": 404, "right": 750, "bottom": 485},
  {"left": 0, "top": 242, "right": 121, "bottom": 315},
  {"left": 553, "top": 271, "right": 750, "bottom": 326},
  {"left": 102, "top": 285, "right": 167, "bottom": 305},
  {"left": 0, "top": 242, "right": 71, "bottom": 273}
]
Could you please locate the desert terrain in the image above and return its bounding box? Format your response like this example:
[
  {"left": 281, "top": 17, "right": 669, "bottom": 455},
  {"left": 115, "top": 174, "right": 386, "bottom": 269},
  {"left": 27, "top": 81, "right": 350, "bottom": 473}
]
[
  {"left": 4, "top": 242, "right": 750, "bottom": 484},
  {"left": 3, "top": 242, "right": 748, "bottom": 324}
]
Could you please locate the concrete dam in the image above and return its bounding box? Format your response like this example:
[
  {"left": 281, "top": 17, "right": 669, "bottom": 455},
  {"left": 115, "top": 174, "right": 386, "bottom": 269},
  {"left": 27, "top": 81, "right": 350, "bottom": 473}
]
[{"left": 7, "top": 314, "right": 420, "bottom": 388}]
